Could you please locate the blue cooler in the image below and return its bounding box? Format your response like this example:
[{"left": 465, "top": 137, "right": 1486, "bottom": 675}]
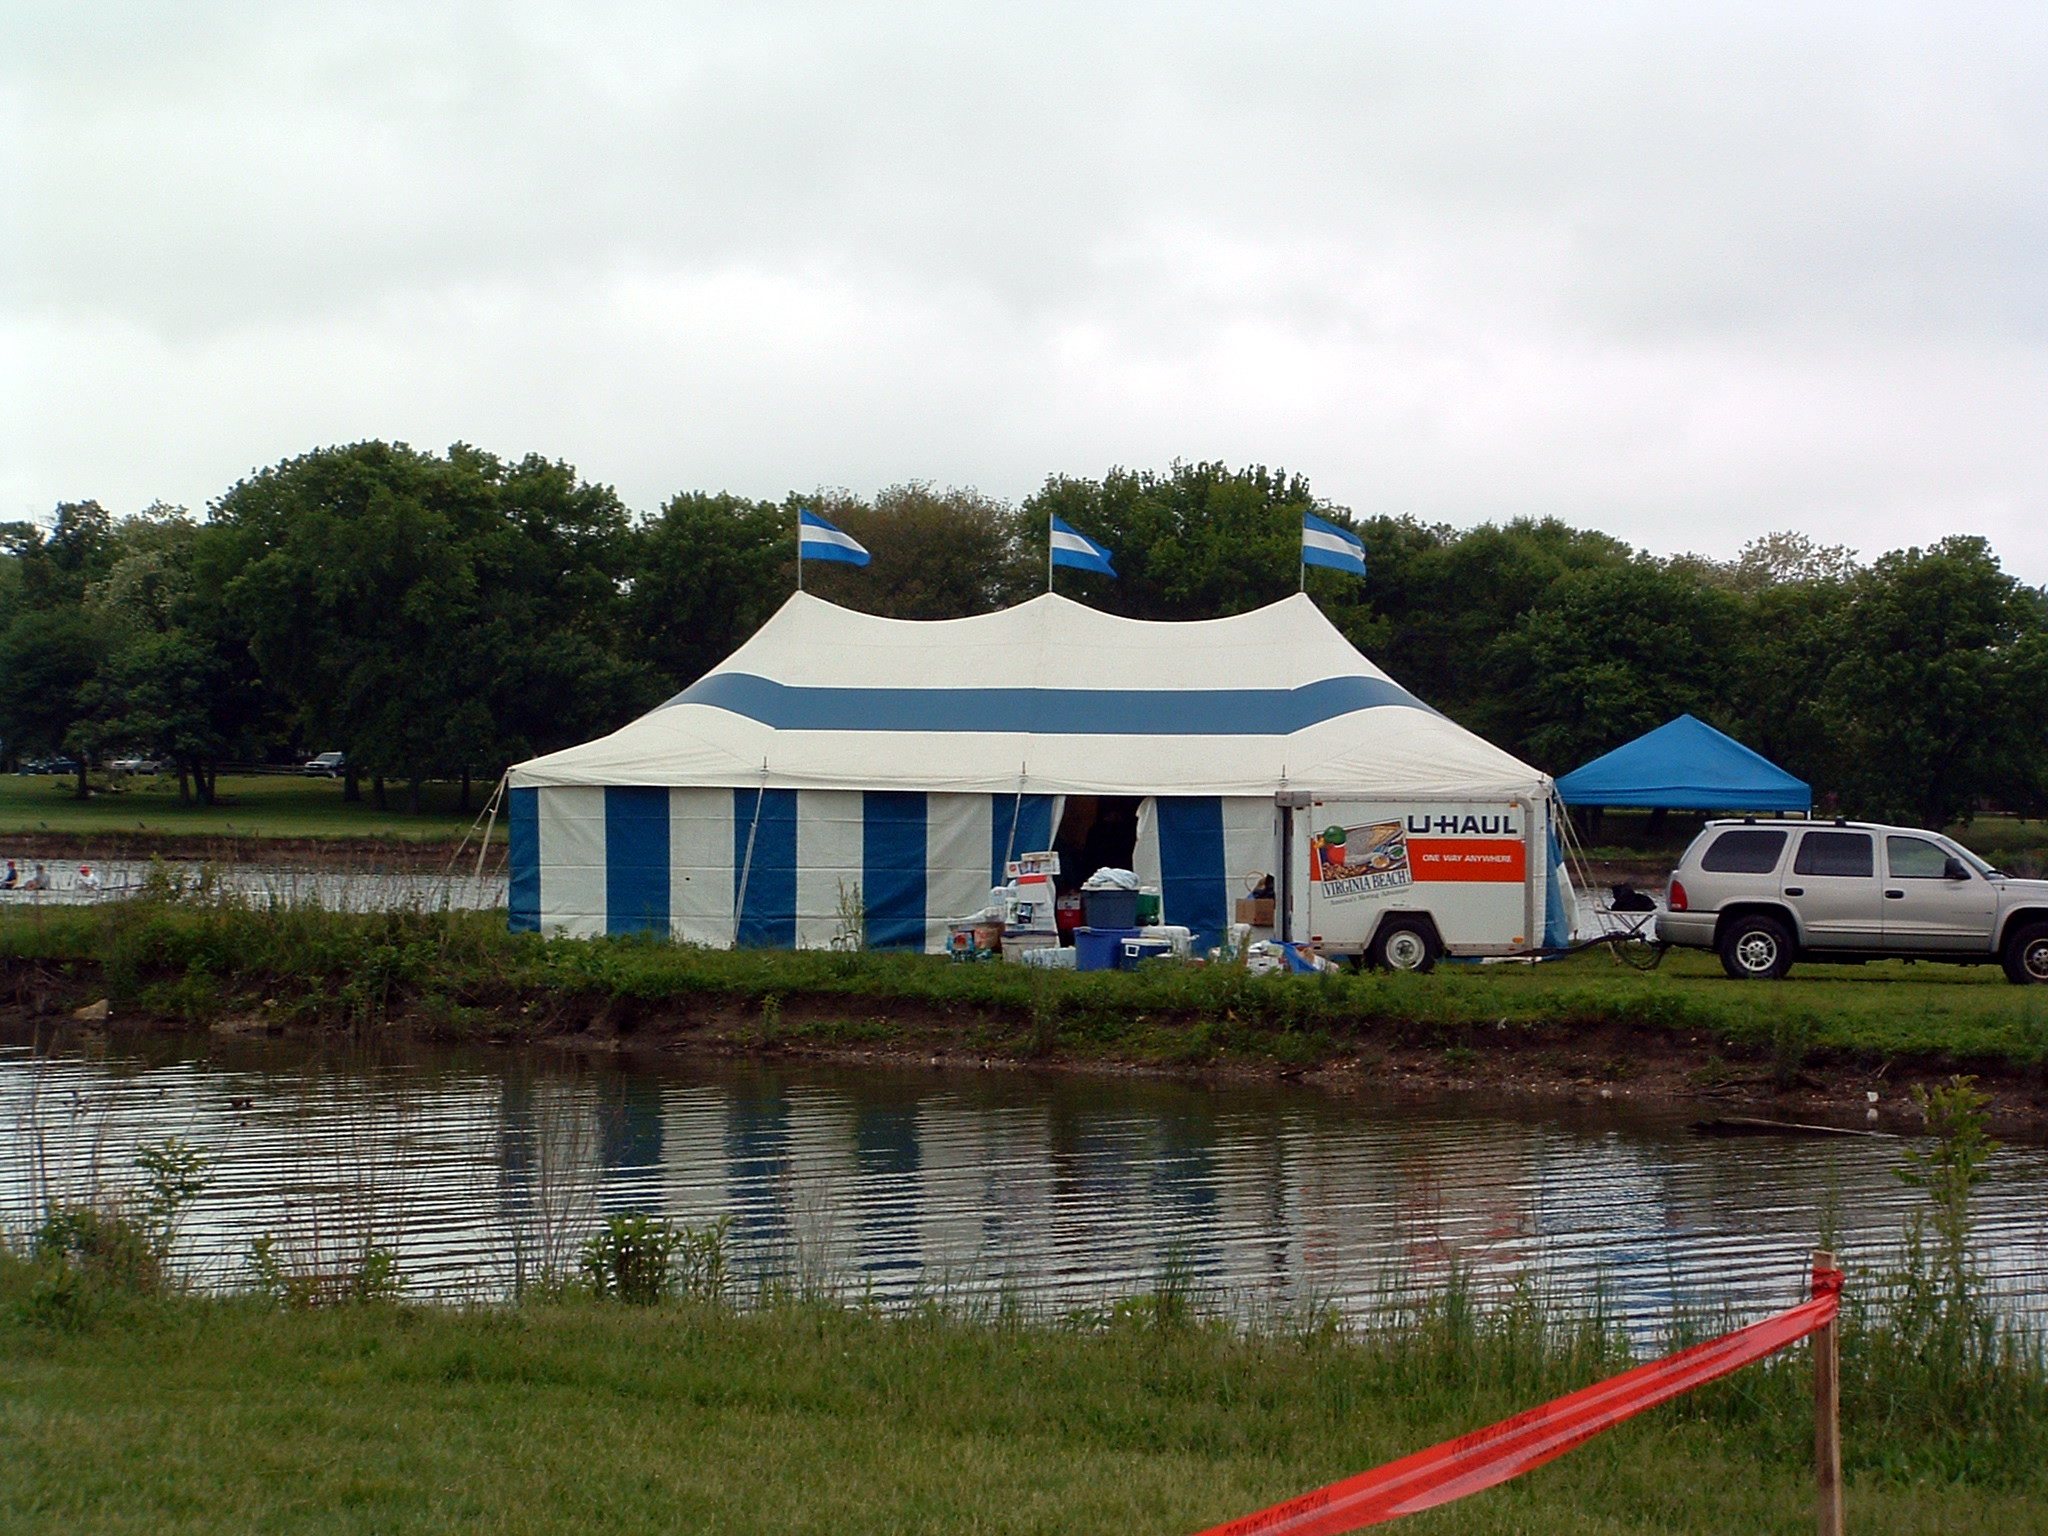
[
  {"left": 1118, "top": 938, "right": 1174, "bottom": 970},
  {"left": 1074, "top": 926, "right": 1140, "bottom": 971}
]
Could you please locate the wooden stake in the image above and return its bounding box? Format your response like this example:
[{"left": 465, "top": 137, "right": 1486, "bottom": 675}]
[{"left": 1813, "top": 1249, "right": 1843, "bottom": 1536}]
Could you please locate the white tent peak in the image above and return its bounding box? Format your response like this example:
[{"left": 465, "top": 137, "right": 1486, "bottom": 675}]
[{"left": 511, "top": 589, "right": 1548, "bottom": 798}]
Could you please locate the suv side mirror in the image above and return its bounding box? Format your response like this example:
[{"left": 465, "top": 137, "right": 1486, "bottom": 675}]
[{"left": 1944, "top": 857, "right": 1969, "bottom": 881}]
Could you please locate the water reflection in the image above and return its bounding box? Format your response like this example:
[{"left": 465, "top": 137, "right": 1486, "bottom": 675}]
[{"left": 3, "top": 1030, "right": 2044, "bottom": 1334}]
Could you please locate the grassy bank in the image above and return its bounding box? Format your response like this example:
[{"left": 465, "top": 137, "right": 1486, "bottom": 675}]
[
  {"left": 0, "top": 774, "right": 486, "bottom": 843},
  {"left": 5, "top": 897, "right": 2048, "bottom": 1092},
  {"left": 1, "top": 1259, "right": 2043, "bottom": 1536}
]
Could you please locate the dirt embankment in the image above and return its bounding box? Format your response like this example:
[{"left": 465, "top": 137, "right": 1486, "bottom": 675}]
[{"left": 8, "top": 956, "right": 2045, "bottom": 1141}]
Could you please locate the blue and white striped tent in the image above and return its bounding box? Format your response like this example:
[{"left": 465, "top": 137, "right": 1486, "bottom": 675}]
[{"left": 506, "top": 593, "right": 1553, "bottom": 949}]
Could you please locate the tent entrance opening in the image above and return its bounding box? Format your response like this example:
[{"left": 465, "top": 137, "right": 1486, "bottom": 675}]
[{"left": 1053, "top": 796, "right": 1140, "bottom": 893}]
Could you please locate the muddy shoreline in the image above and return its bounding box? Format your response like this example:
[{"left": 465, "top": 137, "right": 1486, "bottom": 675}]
[{"left": 11, "top": 963, "right": 2045, "bottom": 1141}]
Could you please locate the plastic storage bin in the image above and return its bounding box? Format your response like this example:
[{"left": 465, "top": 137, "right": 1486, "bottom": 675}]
[
  {"left": 1082, "top": 888, "right": 1140, "bottom": 929},
  {"left": 1074, "top": 926, "right": 1141, "bottom": 972}
]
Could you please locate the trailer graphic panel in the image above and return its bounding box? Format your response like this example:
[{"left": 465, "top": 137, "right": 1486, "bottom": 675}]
[{"left": 1309, "top": 820, "right": 1410, "bottom": 903}]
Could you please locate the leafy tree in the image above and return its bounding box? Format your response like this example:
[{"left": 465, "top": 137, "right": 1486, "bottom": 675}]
[
  {"left": 1489, "top": 559, "right": 1742, "bottom": 770},
  {"left": 1021, "top": 462, "right": 1342, "bottom": 620},
  {"left": 623, "top": 492, "right": 790, "bottom": 692},
  {"left": 206, "top": 442, "right": 653, "bottom": 812},
  {"left": 0, "top": 607, "right": 107, "bottom": 796},
  {"left": 1818, "top": 536, "right": 2042, "bottom": 827},
  {"left": 0, "top": 504, "right": 122, "bottom": 793},
  {"left": 802, "top": 484, "right": 1034, "bottom": 619},
  {"left": 1356, "top": 516, "right": 1637, "bottom": 741}
]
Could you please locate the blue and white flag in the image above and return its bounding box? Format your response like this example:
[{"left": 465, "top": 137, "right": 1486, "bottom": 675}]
[
  {"left": 1049, "top": 514, "right": 1117, "bottom": 577},
  {"left": 1301, "top": 512, "right": 1367, "bottom": 577},
  {"left": 798, "top": 509, "right": 870, "bottom": 567}
]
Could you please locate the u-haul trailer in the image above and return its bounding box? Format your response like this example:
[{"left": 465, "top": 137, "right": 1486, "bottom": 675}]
[{"left": 1274, "top": 792, "right": 1557, "bottom": 970}]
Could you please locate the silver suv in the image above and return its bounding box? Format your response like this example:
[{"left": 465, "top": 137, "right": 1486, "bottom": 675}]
[{"left": 1658, "top": 818, "right": 2048, "bottom": 983}]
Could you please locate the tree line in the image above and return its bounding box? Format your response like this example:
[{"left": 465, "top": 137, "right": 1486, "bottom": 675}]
[{"left": 1, "top": 441, "right": 2043, "bottom": 827}]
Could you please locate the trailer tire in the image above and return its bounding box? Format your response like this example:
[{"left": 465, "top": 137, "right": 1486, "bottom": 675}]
[{"left": 1371, "top": 918, "right": 1439, "bottom": 975}]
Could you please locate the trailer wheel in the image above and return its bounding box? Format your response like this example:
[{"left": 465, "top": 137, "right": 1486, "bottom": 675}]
[{"left": 1372, "top": 919, "right": 1438, "bottom": 975}]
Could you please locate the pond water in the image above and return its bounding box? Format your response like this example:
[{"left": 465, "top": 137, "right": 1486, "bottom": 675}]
[
  {"left": 4, "top": 1031, "right": 2044, "bottom": 1335},
  {"left": 0, "top": 860, "right": 504, "bottom": 911}
]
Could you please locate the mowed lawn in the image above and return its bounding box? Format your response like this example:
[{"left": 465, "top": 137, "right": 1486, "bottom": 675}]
[
  {"left": 1, "top": 1293, "right": 2040, "bottom": 1536},
  {"left": 0, "top": 774, "right": 489, "bottom": 842}
]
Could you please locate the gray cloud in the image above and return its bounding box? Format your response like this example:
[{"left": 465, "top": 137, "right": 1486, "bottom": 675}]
[{"left": 5, "top": 1, "right": 2046, "bottom": 580}]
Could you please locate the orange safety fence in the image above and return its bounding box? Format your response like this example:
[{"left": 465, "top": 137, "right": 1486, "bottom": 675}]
[{"left": 1192, "top": 1262, "right": 1845, "bottom": 1536}]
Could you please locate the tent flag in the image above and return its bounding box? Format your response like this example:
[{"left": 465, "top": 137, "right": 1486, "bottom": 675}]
[
  {"left": 798, "top": 510, "right": 871, "bottom": 567},
  {"left": 1049, "top": 514, "right": 1117, "bottom": 578},
  {"left": 1302, "top": 512, "right": 1367, "bottom": 578}
]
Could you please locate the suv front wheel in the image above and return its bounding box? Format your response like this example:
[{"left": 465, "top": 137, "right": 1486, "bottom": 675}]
[
  {"left": 1719, "top": 914, "right": 1794, "bottom": 980},
  {"left": 2004, "top": 922, "right": 2048, "bottom": 986}
]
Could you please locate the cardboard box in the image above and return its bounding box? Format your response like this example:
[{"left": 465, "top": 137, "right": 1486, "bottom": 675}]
[{"left": 1234, "top": 897, "right": 1275, "bottom": 928}]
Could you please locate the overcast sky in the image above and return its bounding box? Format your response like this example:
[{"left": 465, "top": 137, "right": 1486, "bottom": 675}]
[{"left": 5, "top": 3, "right": 2046, "bottom": 580}]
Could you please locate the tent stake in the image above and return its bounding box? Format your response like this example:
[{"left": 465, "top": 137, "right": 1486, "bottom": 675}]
[{"left": 1814, "top": 1249, "right": 1843, "bottom": 1536}]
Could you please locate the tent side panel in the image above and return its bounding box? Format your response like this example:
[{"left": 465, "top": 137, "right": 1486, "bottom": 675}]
[
  {"left": 733, "top": 788, "right": 798, "bottom": 947},
  {"left": 1156, "top": 796, "right": 1229, "bottom": 951},
  {"left": 863, "top": 792, "right": 927, "bottom": 951},
  {"left": 990, "top": 794, "right": 1060, "bottom": 884},
  {"left": 1543, "top": 804, "right": 1573, "bottom": 948},
  {"left": 1221, "top": 798, "right": 1278, "bottom": 919},
  {"left": 508, "top": 787, "right": 540, "bottom": 933},
  {"left": 1133, "top": 798, "right": 1161, "bottom": 892},
  {"left": 670, "top": 788, "right": 735, "bottom": 946},
  {"left": 605, "top": 787, "right": 671, "bottom": 936},
  {"left": 796, "top": 791, "right": 866, "bottom": 948},
  {"left": 539, "top": 787, "right": 608, "bottom": 939},
  {"left": 926, "top": 794, "right": 994, "bottom": 953}
]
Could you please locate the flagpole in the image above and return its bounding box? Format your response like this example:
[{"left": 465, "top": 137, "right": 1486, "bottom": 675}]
[
  {"left": 796, "top": 507, "right": 803, "bottom": 592},
  {"left": 1047, "top": 511, "right": 1054, "bottom": 595}
]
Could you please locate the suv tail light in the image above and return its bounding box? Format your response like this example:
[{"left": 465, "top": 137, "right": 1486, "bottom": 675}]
[{"left": 1669, "top": 880, "right": 1689, "bottom": 912}]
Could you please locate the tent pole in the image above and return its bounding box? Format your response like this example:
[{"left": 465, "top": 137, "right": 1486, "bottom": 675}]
[{"left": 1002, "top": 767, "right": 1027, "bottom": 878}]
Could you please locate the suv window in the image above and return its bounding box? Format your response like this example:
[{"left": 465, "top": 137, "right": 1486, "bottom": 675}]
[
  {"left": 1887, "top": 836, "right": 1953, "bottom": 880},
  {"left": 1700, "top": 829, "right": 1788, "bottom": 874},
  {"left": 1794, "top": 830, "right": 1873, "bottom": 878}
]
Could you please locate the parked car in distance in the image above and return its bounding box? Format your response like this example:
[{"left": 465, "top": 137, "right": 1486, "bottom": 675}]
[
  {"left": 108, "top": 756, "right": 163, "bottom": 775},
  {"left": 1658, "top": 818, "right": 2048, "bottom": 984},
  {"left": 304, "top": 751, "right": 346, "bottom": 777}
]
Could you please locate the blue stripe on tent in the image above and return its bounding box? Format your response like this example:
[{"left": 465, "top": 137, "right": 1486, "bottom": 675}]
[
  {"left": 991, "top": 794, "right": 1059, "bottom": 886},
  {"left": 605, "top": 786, "right": 670, "bottom": 936},
  {"left": 669, "top": 673, "right": 1431, "bottom": 735},
  {"left": 508, "top": 787, "right": 540, "bottom": 933},
  {"left": 1544, "top": 821, "right": 1570, "bottom": 950},
  {"left": 863, "top": 792, "right": 927, "bottom": 950},
  {"left": 733, "top": 788, "right": 798, "bottom": 948},
  {"left": 1156, "top": 796, "right": 1228, "bottom": 953}
]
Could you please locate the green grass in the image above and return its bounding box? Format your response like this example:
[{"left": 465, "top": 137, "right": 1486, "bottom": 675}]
[
  {"left": 0, "top": 773, "right": 490, "bottom": 842},
  {"left": 1, "top": 1262, "right": 2042, "bottom": 1536},
  {"left": 7, "top": 898, "right": 2047, "bottom": 1072}
]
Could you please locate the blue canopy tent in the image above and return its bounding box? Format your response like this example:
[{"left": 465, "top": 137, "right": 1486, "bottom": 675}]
[{"left": 1554, "top": 714, "right": 1811, "bottom": 812}]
